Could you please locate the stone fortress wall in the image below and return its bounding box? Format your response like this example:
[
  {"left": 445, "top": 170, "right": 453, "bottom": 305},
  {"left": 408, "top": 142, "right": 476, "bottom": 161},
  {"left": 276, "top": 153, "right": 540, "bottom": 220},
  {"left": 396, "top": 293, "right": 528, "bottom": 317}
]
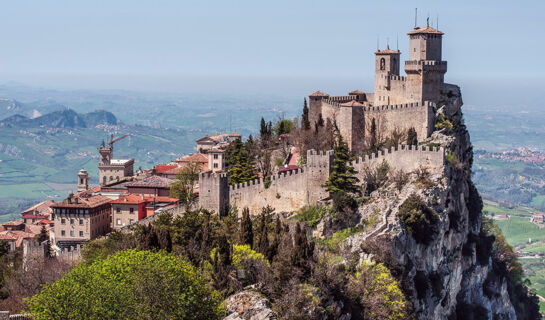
[{"left": 199, "top": 147, "right": 444, "bottom": 216}]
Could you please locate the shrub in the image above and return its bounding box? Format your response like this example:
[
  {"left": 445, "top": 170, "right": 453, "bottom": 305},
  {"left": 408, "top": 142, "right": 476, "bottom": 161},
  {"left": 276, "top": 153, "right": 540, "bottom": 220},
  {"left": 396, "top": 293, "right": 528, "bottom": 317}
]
[
  {"left": 292, "top": 206, "right": 327, "bottom": 228},
  {"left": 434, "top": 113, "right": 453, "bottom": 132},
  {"left": 446, "top": 150, "right": 463, "bottom": 170},
  {"left": 27, "top": 250, "right": 224, "bottom": 320},
  {"left": 332, "top": 191, "right": 357, "bottom": 213},
  {"left": 364, "top": 160, "right": 390, "bottom": 194},
  {"left": 391, "top": 169, "right": 409, "bottom": 191},
  {"left": 397, "top": 194, "right": 439, "bottom": 244},
  {"left": 347, "top": 261, "right": 408, "bottom": 320}
]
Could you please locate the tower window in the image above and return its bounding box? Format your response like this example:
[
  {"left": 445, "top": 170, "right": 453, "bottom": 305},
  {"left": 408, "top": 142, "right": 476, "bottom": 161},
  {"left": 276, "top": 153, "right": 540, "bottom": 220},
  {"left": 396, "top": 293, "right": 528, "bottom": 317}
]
[{"left": 380, "top": 58, "right": 386, "bottom": 70}]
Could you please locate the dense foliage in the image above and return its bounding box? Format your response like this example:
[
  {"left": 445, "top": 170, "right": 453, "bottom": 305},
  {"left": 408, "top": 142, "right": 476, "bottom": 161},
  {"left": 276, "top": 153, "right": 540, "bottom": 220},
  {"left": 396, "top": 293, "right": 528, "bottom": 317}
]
[
  {"left": 397, "top": 194, "right": 439, "bottom": 244},
  {"left": 323, "top": 130, "right": 360, "bottom": 196},
  {"left": 28, "top": 250, "right": 223, "bottom": 320}
]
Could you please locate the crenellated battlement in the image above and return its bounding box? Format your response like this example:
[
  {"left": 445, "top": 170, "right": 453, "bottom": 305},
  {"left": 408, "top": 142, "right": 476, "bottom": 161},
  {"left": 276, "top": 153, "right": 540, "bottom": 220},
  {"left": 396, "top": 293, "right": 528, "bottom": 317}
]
[
  {"left": 349, "top": 144, "right": 443, "bottom": 167},
  {"left": 229, "top": 167, "right": 305, "bottom": 191},
  {"left": 326, "top": 95, "right": 358, "bottom": 102},
  {"left": 389, "top": 75, "right": 407, "bottom": 81},
  {"left": 364, "top": 101, "right": 434, "bottom": 112}
]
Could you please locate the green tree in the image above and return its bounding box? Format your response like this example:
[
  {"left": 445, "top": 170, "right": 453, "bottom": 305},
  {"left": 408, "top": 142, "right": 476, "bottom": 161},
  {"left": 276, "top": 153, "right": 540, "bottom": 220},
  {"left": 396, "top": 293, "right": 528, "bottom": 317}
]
[
  {"left": 27, "top": 250, "right": 223, "bottom": 320},
  {"left": 301, "top": 98, "right": 311, "bottom": 130},
  {"left": 369, "top": 118, "right": 377, "bottom": 152},
  {"left": 239, "top": 208, "right": 253, "bottom": 248},
  {"left": 274, "top": 119, "right": 295, "bottom": 136},
  {"left": 407, "top": 127, "right": 418, "bottom": 146},
  {"left": 226, "top": 138, "right": 257, "bottom": 185},
  {"left": 323, "top": 130, "right": 360, "bottom": 195},
  {"left": 169, "top": 161, "right": 201, "bottom": 207}
]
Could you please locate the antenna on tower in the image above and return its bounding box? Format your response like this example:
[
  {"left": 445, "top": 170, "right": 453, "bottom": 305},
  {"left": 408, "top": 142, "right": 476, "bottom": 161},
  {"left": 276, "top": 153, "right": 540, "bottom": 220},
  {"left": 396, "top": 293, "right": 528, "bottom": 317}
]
[
  {"left": 437, "top": 14, "right": 439, "bottom": 29},
  {"left": 414, "top": 8, "right": 418, "bottom": 28},
  {"left": 396, "top": 35, "right": 399, "bottom": 50},
  {"left": 386, "top": 37, "right": 389, "bottom": 49},
  {"left": 377, "top": 36, "right": 379, "bottom": 50}
]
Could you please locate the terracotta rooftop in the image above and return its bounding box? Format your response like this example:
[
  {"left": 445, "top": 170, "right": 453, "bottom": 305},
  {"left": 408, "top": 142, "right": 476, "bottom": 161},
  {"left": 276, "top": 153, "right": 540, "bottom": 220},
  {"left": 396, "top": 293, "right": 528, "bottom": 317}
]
[
  {"left": 209, "top": 148, "right": 226, "bottom": 153},
  {"left": 340, "top": 100, "right": 364, "bottom": 107},
  {"left": 128, "top": 175, "right": 172, "bottom": 188},
  {"left": 154, "top": 164, "right": 178, "bottom": 174},
  {"left": 2, "top": 220, "right": 24, "bottom": 226},
  {"left": 144, "top": 196, "right": 179, "bottom": 203},
  {"left": 408, "top": 26, "right": 444, "bottom": 35},
  {"left": 349, "top": 90, "right": 365, "bottom": 95},
  {"left": 51, "top": 194, "right": 112, "bottom": 209},
  {"left": 111, "top": 194, "right": 147, "bottom": 205},
  {"left": 22, "top": 214, "right": 48, "bottom": 220},
  {"left": 279, "top": 165, "right": 300, "bottom": 173},
  {"left": 309, "top": 90, "right": 330, "bottom": 97},
  {"left": 176, "top": 153, "right": 208, "bottom": 163},
  {"left": 21, "top": 200, "right": 55, "bottom": 215}
]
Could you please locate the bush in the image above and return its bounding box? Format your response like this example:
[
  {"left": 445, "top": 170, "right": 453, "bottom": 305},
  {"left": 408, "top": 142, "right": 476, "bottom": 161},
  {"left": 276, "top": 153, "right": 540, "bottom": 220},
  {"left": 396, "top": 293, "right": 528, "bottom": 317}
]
[
  {"left": 364, "top": 160, "right": 390, "bottom": 194},
  {"left": 347, "top": 261, "right": 408, "bottom": 320},
  {"left": 27, "top": 250, "right": 224, "bottom": 320},
  {"left": 397, "top": 194, "right": 439, "bottom": 244},
  {"left": 332, "top": 191, "right": 357, "bottom": 213},
  {"left": 292, "top": 206, "right": 327, "bottom": 228},
  {"left": 392, "top": 169, "right": 409, "bottom": 191},
  {"left": 434, "top": 113, "right": 453, "bottom": 132}
]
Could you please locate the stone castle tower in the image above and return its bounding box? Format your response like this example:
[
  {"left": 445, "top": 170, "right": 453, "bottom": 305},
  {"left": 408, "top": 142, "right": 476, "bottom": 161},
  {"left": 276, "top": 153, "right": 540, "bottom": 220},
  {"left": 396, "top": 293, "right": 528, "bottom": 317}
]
[
  {"left": 308, "top": 22, "right": 449, "bottom": 151},
  {"left": 97, "top": 140, "right": 134, "bottom": 186}
]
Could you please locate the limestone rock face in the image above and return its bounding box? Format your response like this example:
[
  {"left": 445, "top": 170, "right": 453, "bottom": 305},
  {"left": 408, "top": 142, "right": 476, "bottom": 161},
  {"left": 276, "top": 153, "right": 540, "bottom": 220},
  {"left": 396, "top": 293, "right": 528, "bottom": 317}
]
[
  {"left": 346, "top": 84, "right": 517, "bottom": 319},
  {"left": 223, "top": 290, "right": 277, "bottom": 320}
]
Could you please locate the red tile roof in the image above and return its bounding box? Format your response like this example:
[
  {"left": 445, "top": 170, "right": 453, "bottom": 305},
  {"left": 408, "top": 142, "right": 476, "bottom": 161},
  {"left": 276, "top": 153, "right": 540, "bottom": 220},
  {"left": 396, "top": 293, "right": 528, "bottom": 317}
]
[
  {"left": 278, "top": 165, "right": 300, "bottom": 173},
  {"left": 22, "top": 214, "right": 48, "bottom": 220},
  {"left": 111, "top": 194, "right": 147, "bottom": 205},
  {"left": 408, "top": 26, "right": 444, "bottom": 35},
  {"left": 51, "top": 194, "right": 112, "bottom": 209},
  {"left": 340, "top": 100, "right": 364, "bottom": 107},
  {"left": 154, "top": 164, "right": 178, "bottom": 174},
  {"left": 176, "top": 153, "right": 208, "bottom": 164},
  {"left": 375, "top": 46, "right": 401, "bottom": 54},
  {"left": 309, "top": 90, "right": 329, "bottom": 97},
  {"left": 21, "top": 200, "right": 55, "bottom": 215}
]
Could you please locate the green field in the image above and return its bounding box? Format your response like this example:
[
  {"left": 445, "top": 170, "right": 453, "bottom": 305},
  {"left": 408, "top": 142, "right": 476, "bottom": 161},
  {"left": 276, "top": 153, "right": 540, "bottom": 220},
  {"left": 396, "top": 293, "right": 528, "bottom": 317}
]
[
  {"left": 495, "top": 217, "right": 545, "bottom": 249},
  {"left": 519, "top": 258, "right": 545, "bottom": 311}
]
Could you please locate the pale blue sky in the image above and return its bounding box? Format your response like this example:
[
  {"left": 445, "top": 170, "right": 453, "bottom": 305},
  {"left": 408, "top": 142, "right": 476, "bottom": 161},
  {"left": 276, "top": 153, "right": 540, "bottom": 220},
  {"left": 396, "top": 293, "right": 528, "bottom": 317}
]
[{"left": 0, "top": 0, "right": 543, "bottom": 96}]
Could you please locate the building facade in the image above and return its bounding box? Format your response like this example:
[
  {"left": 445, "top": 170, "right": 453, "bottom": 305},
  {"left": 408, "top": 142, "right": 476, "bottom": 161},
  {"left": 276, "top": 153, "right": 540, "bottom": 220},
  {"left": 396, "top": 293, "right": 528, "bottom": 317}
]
[
  {"left": 50, "top": 194, "right": 112, "bottom": 249},
  {"left": 98, "top": 143, "right": 134, "bottom": 186}
]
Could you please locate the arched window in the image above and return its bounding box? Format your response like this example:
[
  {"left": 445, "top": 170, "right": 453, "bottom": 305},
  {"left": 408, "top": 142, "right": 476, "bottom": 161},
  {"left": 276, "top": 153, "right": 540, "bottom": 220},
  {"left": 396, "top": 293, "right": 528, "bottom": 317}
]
[
  {"left": 103, "top": 176, "right": 106, "bottom": 184},
  {"left": 110, "top": 176, "right": 113, "bottom": 181},
  {"left": 392, "top": 58, "right": 397, "bottom": 71},
  {"left": 380, "top": 58, "right": 386, "bottom": 70}
]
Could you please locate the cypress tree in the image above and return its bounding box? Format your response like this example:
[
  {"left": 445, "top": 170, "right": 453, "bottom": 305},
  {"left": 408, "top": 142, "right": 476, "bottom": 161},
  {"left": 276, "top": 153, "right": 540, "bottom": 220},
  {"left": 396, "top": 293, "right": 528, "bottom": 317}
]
[
  {"left": 317, "top": 113, "right": 324, "bottom": 128},
  {"left": 239, "top": 208, "right": 253, "bottom": 248},
  {"left": 38, "top": 226, "right": 48, "bottom": 243},
  {"left": 323, "top": 129, "right": 360, "bottom": 195},
  {"left": 407, "top": 127, "right": 418, "bottom": 146},
  {"left": 370, "top": 118, "right": 377, "bottom": 152},
  {"left": 260, "top": 117, "right": 267, "bottom": 138},
  {"left": 302, "top": 98, "right": 311, "bottom": 130},
  {"left": 257, "top": 211, "right": 269, "bottom": 255}
]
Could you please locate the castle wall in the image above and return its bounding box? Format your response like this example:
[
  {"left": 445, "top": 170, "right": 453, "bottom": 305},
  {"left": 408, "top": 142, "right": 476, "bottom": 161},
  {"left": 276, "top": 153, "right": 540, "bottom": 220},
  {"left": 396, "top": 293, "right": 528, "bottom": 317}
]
[
  {"left": 364, "top": 102, "right": 434, "bottom": 142},
  {"left": 351, "top": 144, "right": 444, "bottom": 184}
]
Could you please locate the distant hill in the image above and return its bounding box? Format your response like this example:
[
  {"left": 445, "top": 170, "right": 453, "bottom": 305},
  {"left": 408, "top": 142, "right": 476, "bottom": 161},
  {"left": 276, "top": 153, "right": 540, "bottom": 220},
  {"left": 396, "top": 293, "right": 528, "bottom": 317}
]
[{"left": 0, "top": 109, "right": 118, "bottom": 128}]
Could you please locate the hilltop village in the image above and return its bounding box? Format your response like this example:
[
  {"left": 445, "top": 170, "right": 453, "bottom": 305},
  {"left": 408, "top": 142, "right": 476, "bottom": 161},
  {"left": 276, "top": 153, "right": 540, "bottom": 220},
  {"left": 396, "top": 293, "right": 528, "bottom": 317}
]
[{"left": 0, "top": 22, "right": 540, "bottom": 320}]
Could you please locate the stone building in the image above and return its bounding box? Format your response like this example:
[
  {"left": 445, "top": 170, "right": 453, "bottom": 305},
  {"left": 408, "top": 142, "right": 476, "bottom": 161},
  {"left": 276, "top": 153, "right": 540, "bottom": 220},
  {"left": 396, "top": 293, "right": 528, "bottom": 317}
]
[
  {"left": 50, "top": 193, "right": 112, "bottom": 250},
  {"left": 126, "top": 175, "right": 172, "bottom": 197},
  {"left": 208, "top": 148, "right": 225, "bottom": 172},
  {"left": 111, "top": 194, "right": 148, "bottom": 229},
  {"left": 308, "top": 22, "right": 451, "bottom": 151},
  {"left": 196, "top": 132, "right": 241, "bottom": 152},
  {"left": 98, "top": 142, "right": 134, "bottom": 186}
]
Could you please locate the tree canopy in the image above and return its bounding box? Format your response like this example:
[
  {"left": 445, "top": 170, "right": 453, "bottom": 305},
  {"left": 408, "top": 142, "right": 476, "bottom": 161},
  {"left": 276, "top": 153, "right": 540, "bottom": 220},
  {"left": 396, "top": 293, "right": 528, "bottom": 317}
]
[
  {"left": 323, "top": 130, "right": 360, "bottom": 195},
  {"left": 27, "top": 249, "right": 223, "bottom": 320}
]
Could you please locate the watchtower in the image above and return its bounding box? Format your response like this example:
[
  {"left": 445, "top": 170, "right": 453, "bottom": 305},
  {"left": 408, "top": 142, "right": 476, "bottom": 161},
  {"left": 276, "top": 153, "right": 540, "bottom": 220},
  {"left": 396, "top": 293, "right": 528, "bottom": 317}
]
[
  {"left": 77, "top": 169, "right": 89, "bottom": 192},
  {"left": 404, "top": 19, "right": 447, "bottom": 103},
  {"left": 98, "top": 140, "right": 112, "bottom": 166},
  {"left": 374, "top": 45, "right": 401, "bottom": 105}
]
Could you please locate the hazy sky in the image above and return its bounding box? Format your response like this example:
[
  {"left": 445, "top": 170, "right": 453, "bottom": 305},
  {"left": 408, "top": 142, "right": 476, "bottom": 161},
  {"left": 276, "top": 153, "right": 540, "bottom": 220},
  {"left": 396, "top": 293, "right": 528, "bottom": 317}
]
[{"left": 0, "top": 0, "right": 543, "bottom": 95}]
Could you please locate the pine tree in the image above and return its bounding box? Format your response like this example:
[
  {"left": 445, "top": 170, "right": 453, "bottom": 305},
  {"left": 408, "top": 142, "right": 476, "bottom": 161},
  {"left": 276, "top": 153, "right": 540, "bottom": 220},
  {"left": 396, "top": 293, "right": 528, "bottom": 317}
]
[
  {"left": 260, "top": 117, "right": 267, "bottom": 138},
  {"left": 257, "top": 211, "right": 269, "bottom": 255},
  {"left": 323, "top": 129, "right": 360, "bottom": 195},
  {"left": 226, "top": 138, "right": 257, "bottom": 185},
  {"left": 407, "top": 127, "right": 418, "bottom": 146},
  {"left": 301, "top": 98, "right": 311, "bottom": 130},
  {"left": 317, "top": 113, "right": 324, "bottom": 128},
  {"left": 38, "top": 225, "right": 48, "bottom": 243},
  {"left": 239, "top": 208, "right": 253, "bottom": 248},
  {"left": 291, "top": 223, "right": 314, "bottom": 275},
  {"left": 370, "top": 118, "right": 377, "bottom": 152}
]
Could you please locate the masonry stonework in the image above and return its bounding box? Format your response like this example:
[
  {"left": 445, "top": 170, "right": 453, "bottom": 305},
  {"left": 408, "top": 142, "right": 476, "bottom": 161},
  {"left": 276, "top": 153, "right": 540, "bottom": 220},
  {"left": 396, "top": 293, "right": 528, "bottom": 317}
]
[{"left": 199, "top": 148, "right": 444, "bottom": 216}]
